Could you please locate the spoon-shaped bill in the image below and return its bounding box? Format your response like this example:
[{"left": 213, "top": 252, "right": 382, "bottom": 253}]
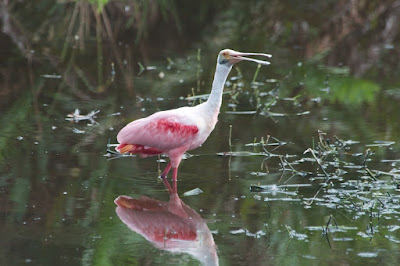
[{"left": 231, "top": 51, "right": 272, "bottom": 65}]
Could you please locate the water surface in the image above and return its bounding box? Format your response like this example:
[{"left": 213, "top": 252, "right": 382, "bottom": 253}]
[{"left": 1, "top": 1, "right": 400, "bottom": 265}]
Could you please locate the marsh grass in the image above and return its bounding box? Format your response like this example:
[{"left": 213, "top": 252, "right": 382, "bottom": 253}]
[{"left": 247, "top": 129, "right": 400, "bottom": 245}]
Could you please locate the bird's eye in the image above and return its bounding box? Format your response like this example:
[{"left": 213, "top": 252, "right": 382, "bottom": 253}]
[{"left": 222, "top": 52, "right": 227, "bottom": 56}]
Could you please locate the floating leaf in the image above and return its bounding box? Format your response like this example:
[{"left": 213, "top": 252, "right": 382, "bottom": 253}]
[{"left": 183, "top": 188, "right": 203, "bottom": 197}]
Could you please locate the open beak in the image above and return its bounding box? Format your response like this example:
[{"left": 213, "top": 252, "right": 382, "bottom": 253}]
[{"left": 230, "top": 51, "right": 271, "bottom": 65}]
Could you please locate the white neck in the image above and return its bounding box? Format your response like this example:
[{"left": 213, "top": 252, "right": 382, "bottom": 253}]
[{"left": 205, "top": 63, "right": 232, "bottom": 114}]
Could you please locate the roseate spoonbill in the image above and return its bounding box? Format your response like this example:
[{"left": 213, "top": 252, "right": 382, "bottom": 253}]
[
  {"left": 115, "top": 179, "right": 218, "bottom": 265},
  {"left": 116, "top": 49, "right": 271, "bottom": 184}
]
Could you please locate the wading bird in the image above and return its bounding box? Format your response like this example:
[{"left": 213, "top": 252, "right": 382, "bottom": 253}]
[{"left": 116, "top": 49, "right": 271, "bottom": 186}]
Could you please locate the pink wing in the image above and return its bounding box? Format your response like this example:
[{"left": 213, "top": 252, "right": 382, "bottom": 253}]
[
  {"left": 117, "top": 111, "right": 199, "bottom": 151},
  {"left": 116, "top": 207, "right": 198, "bottom": 242},
  {"left": 115, "top": 195, "right": 197, "bottom": 242}
]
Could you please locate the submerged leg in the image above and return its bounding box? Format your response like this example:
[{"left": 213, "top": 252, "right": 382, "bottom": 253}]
[
  {"left": 172, "top": 167, "right": 178, "bottom": 193},
  {"left": 160, "top": 163, "right": 173, "bottom": 194}
]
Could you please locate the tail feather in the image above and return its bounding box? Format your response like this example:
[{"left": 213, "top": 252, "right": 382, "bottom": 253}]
[
  {"left": 115, "top": 195, "right": 164, "bottom": 211},
  {"left": 116, "top": 143, "right": 163, "bottom": 156},
  {"left": 117, "top": 144, "right": 135, "bottom": 154}
]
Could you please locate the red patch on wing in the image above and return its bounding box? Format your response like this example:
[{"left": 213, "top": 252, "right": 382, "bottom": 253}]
[
  {"left": 153, "top": 229, "right": 197, "bottom": 242},
  {"left": 155, "top": 118, "right": 199, "bottom": 136},
  {"left": 152, "top": 227, "right": 197, "bottom": 242},
  {"left": 116, "top": 143, "right": 163, "bottom": 156}
]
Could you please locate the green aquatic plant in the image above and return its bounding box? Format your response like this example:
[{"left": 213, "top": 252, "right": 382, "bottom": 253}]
[{"left": 88, "top": 0, "right": 109, "bottom": 12}]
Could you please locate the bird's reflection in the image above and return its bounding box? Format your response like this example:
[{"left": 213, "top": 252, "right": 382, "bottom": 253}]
[{"left": 114, "top": 179, "right": 218, "bottom": 266}]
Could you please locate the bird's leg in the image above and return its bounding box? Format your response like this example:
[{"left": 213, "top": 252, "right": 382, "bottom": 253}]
[
  {"left": 160, "top": 163, "right": 172, "bottom": 179},
  {"left": 171, "top": 177, "right": 178, "bottom": 195},
  {"left": 172, "top": 167, "right": 178, "bottom": 193},
  {"left": 160, "top": 163, "right": 173, "bottom": 194},
  {"left": 162, "top": 178, "right": 173, "bottom": 194}
]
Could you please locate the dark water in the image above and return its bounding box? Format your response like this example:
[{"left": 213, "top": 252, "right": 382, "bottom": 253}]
[{"left": 1, "top": 1, "right": 400, "bottom": 266}]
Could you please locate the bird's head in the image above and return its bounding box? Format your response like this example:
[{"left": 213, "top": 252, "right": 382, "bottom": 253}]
[{"left": 217, "top": 49, "right": 271, "bottom": 66}]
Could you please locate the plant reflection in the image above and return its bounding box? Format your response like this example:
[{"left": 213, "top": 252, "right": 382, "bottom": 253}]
[{"left": 114, "top": 179, "right": 218, "bottom": 266}]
